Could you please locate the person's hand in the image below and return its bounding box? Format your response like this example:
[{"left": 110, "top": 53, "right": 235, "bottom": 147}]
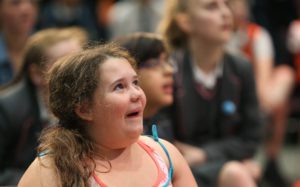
[
  {"left": 242, "top": 159, "right": 262, "bottom": 181},
  {"left": 174, "top": 141, "right": 207, "bottom": 166}
]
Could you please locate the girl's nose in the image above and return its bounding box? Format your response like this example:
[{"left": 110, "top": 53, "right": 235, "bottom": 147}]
[{"left": 130, "top": 86, "right": 143, "bottom": 102}]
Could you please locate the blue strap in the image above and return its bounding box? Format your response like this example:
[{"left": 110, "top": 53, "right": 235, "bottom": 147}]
[
  {"left": 38, "top": 150, "right": 50, "bottom": 157},
  {"left": 152, "top": 124, "right": 174, "bottom": 187}
]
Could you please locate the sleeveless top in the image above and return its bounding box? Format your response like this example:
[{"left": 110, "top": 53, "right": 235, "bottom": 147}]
[
  {"left": 90, "top": 125, "right": 174, "bottom": 187},
  {"left": 38, "top": 125, "right": 173, "bottom": 187}
]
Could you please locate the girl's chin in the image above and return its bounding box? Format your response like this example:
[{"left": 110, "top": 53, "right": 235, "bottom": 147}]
[
  {"left": 127, "top": 125, "right": 143, "bottom": 137},
  {"left": 161, "top": 96, "right": 174, "bottom": 106}
]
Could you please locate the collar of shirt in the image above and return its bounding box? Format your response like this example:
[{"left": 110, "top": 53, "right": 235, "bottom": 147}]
[{"left": 191, "top": 57, "right": 223, "bottom": 89}]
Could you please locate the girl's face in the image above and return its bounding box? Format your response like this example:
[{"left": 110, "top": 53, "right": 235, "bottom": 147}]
[
  {"left": 138, "top": 52, "right": 174, "bottom": 113},
  {"left": 0, "top": 0, "right": 37, "bottom": 34},
  {"left": 88, "top": 58, "right": 146, "bottom": 149},
  {"left": 182, "top": 0, "right": 233, "bottom": 44}
]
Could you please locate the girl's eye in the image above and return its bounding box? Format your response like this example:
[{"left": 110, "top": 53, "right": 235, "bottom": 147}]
[
  {"left": 133, "top": 79, "right": 139, "bottom": 86},
  {"left": 114, "top": 83, "right": 125, "bottom": 91}
]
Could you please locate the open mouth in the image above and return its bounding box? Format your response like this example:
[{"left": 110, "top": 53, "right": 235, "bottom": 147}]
[
  {"left": 126, "top": 111, "right": 140, "bottom": 118},
  {"left": 162, "top": 83, "right": 173, "bottom": 94}
]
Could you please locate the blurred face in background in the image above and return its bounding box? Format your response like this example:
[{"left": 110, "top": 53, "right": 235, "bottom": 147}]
[
  {"left": 45, "top": 39, "right": 82, "bottom": 65},
  {"left": 0, "top": 0, "right": 37, "bottom": 34},
  {"left": 178, "top": 0, "right": 233, "bottom": 45},
  {"left": 227, "top": 0, "right": 249, "bottom": 30},
  {"left": 138, "top": 52, "right": 174, "bottom": 112},
  {"left": 29, "top": 38, "right": 82, "bottom": 93}
]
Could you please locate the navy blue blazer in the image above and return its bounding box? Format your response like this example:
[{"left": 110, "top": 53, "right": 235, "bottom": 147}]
[
  {"left": 170, "top": 51, "right": 263, "bottom": 161},
  {"left": 0, "top": 78, "right": 45, "bottom": 185}
]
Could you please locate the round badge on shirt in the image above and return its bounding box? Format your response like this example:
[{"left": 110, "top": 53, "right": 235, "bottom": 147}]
[{"left": 222, "top": 100, "right": 236, "bottom": 115}]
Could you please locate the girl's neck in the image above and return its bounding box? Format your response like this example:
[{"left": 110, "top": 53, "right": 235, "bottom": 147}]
[
  {"left": 3, "top": 29, "right": 29, "bottom": 51},
  {"left": 93, "top": 142, "right": 140, "bottom": 171},
  {"left": 94, "top": 143, "right": 130, "bottom": 161},
  {"left": 236, "top": 20, "right": 249, "bottom": 32},
  {"left": 189, "top": 39, "right": 224, "bottom": 73}
]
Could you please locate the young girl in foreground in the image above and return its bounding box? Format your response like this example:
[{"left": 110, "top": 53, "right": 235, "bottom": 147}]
[{"left": 18, "top": 44, "right": 197, "bottom": 187}]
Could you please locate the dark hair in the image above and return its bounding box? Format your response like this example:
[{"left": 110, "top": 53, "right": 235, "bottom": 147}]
[
  {"left": 38, "top": 43, "right": 136, "bottom": 187},
  {"left": 115, "top": 32, "right": 167, "bottom": 67}
]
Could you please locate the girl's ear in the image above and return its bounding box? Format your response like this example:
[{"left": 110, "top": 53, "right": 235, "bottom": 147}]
[
  {"left": 75, "top": 102, "right": 93, "bottom": 121},
  {"left": 175, "top": 13, "right": 192, "bottom": 33}
]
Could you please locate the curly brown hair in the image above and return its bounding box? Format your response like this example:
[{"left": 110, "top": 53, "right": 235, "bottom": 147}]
[{"left": 38, "top": 43, "right": 136, "bottom": 187}]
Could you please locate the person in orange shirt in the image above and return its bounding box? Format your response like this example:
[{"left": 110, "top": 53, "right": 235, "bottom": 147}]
[{"left": 227, "top": 0, "right": 295, "bottom": 186}]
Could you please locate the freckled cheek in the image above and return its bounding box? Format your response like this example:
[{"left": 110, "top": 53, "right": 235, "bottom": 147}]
[
  {"left": 107, "top": 103, "right": 128, "bottom": 119},
  {"left": 95, "top": 100, "right": 126, "bottom": 121}
]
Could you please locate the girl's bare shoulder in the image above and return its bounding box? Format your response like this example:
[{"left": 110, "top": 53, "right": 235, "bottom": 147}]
[{"left": 18, "top": 156, "right": 61, "bottom": 187}]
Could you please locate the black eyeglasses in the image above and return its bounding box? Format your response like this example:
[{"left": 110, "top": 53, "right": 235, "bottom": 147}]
[{"left": 139, "top": 58, "right": 177, "bottom": 71}]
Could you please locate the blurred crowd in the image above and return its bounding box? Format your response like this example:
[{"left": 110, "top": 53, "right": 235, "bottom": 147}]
[{"left": 0, "top": 0, "right": 300, "bottom": 186}]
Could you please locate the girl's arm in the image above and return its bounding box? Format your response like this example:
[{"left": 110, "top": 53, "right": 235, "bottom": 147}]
[{"left": 160, "top": 139, "right": 198, "bottom": 187}]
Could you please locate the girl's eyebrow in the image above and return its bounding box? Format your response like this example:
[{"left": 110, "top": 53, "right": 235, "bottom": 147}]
[{"left": 111, "top": 74, "right": 139, "bottom": 84}]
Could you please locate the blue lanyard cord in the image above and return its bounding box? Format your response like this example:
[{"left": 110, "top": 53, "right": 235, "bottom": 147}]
[
  {"left": 152, "top": 124, "right": 174, "bottom": 187},
  {"left": 38, "top": 149, "right": 50, "bottom": 157}
]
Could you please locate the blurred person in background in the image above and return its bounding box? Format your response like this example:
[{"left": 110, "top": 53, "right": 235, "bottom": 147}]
[
  {"left": 227, "top": 0, "right": 295, "bottom": 186},
  {"left": 37, "top": 0, "right": 99, "bottom": 40},
  {"left": 159, "top": 0, "right": 263, "bottom": 186},
  {"left": 287, "top": 0, "right": 300, "bottom": 113},
  {"left": 94, "top": 0, "right": 117, "bottom": 41},
  {"left": 117, "top": 32, "right": 175, "bottom": 142},
  {"left": 108, "top": 0, "right": 165, "bottom": 39},
  {"left": 251, "top": 0, "right": 296, "bottom": 67},
  {"left": 0, "top": 0, "right": 38, "bottom": 85},
  {"left": 0, "top": 27, "right": 87, "bottom": 185}
]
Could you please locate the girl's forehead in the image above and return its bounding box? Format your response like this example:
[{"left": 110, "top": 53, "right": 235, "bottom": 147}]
[{"left": 99, "top": 58, "right": 136, "bottom": 78}]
